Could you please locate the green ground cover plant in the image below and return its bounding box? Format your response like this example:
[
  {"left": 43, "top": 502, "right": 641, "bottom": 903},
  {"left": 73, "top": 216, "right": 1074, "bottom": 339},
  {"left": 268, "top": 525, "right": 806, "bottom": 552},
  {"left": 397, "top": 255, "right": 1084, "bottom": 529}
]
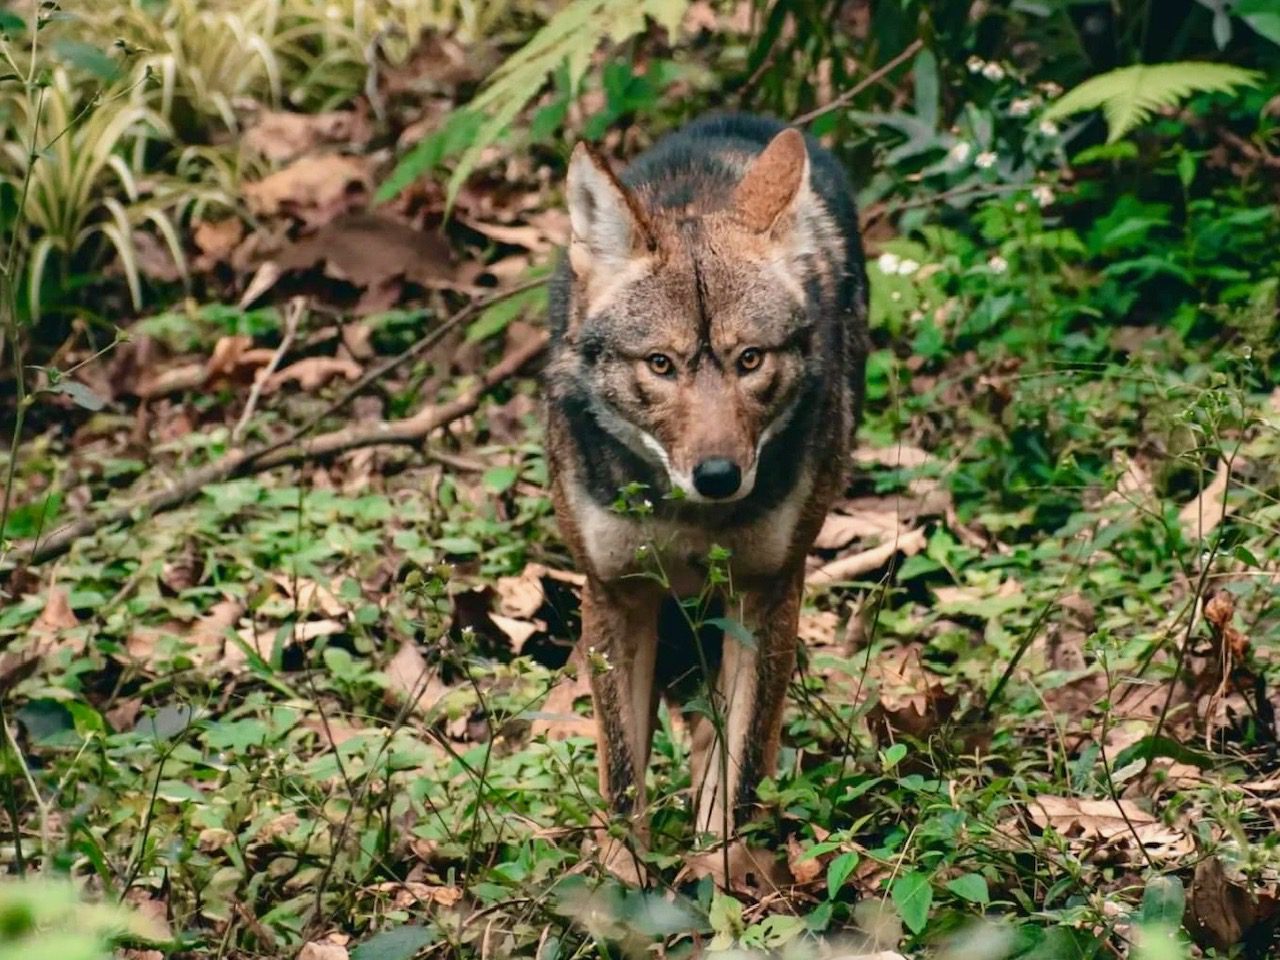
[{"left": 1, "top": 1, "right": 1278, "bottom": 957}]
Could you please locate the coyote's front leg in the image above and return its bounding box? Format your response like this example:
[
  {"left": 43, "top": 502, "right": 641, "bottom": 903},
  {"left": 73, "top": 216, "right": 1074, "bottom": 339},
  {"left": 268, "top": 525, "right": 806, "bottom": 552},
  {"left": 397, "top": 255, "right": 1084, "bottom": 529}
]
[
  {"left": 581, "top": 578, "right": 662, "bottom": 819},
  {"left": 691, "top": 571, "right": 802, "bottom": 838}
]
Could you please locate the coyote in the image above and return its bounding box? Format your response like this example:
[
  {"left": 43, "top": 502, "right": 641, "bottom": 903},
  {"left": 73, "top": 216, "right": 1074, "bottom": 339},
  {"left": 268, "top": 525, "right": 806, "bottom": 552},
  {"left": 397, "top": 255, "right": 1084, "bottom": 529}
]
[{"left": 544, "top": 113, "right": 869, "bottom": 873}]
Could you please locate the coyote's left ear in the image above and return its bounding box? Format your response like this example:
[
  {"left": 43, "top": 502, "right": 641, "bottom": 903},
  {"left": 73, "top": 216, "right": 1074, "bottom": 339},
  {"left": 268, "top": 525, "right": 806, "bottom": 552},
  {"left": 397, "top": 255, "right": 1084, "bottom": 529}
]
[
  {"left": 732, "top": 127, "right": 812, "bottom": 236},
  {"left": 566, "top": 143, "right": 656, "bottom": 277}
]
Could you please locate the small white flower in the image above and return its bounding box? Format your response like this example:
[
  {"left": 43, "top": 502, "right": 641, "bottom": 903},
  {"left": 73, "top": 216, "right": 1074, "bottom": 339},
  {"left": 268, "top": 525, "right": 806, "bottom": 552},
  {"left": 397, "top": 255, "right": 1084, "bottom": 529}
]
[
  {"left": 966, "top": 56, "right": 985, "bottom": 74},
  {"left": 1041, "top": 81, "right": 1063, "bottom": 98},
  {"left": 1014, "top": 201, "right": 1028, "bottom": 214},
  {"left": 987, "top": 255, "right": 1009, "bottom": 274},
  {"left": 981, "top": 62, "right": 1005, "bottom": 82},
  {"left": 890, "top": 290, "right": 903, "bottom": 302},
  {"left": 1039, "top": 119, "right": 1059, "bottom": 137},
  {"left": 1009, "top": 97, "right": 1035, "bottom": 117},
  {"left": 975, "top": 151, "right": 998, "bottom": 170},
  {"left": 1033, "top": 184, "right": 1055, "bottom": 207},
  {"left": 948, "top": 141, "right": 972, "bottom": 164},
  {"left": 877, "top": 252, "right": 902, "bottom": 274},
  {"left": 897, "top": 258, "right": 920, "bottom": 277},
  {"left": 642, "top": 498, "right": 653, "bottom": 510}
]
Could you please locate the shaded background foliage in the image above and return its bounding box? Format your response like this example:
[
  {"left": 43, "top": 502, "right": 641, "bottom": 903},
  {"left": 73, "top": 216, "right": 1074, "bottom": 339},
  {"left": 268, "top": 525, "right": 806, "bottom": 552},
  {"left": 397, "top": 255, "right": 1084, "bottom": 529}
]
[{"left": 1, "top": 0, "right": 1279, "bottom": 958}]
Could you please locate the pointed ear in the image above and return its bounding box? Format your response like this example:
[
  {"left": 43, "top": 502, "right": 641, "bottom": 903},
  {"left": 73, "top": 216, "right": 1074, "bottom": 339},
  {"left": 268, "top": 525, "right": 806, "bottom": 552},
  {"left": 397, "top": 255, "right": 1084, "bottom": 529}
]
[
  {"left": 566, "top": 142, "right": 655, "bottom": 276},
  {"left": 731, "top": 128, "right": 810, "bottom": 234}
]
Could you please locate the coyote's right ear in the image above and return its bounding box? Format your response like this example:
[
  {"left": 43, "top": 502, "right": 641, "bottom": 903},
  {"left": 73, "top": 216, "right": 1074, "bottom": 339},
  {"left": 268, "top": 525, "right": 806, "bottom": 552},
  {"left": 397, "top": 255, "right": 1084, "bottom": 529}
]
[{"left": 566, "top": 143, "right": 655, "bottom": 277}]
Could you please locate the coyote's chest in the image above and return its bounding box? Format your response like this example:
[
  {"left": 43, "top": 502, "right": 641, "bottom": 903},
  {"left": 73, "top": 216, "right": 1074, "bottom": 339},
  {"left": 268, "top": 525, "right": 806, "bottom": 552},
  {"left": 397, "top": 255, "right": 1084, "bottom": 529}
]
[{"left": 568, "top": 474, "right": 812, "bottom": 593}]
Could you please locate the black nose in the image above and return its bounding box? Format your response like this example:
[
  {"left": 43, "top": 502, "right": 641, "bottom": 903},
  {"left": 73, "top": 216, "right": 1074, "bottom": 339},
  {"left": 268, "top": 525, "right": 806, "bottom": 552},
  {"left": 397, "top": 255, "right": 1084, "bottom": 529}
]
[{"left": 692, "top": 458, "right": 742, "bottom": 499}]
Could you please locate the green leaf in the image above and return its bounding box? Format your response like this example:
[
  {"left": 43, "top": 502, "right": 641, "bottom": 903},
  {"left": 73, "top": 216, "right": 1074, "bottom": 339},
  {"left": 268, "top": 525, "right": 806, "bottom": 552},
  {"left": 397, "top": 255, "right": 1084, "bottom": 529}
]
[
  {"left": 0, "top": 492, "right": 61, "bottom": 539},
  {"left": 46, "top": 378, "right": 106, "bottom": 411},
  {"left": 891, "top": 871, "right": 933, "bottom": 935},
  {"left": 1043, "top": 62, "right": 1261, "bottom": 142},
  {"left": 826, "top": 851, "right": 859, "bottom": 900},
  {"left": 1140, "top": 875, "right": 1185, "bottom": 926},
  {"left": 1237, "top": 0, "right": 1280, "bottom": 46},
  {"left": 881, "top": 743, "right": 908, "bottom": 769},
  {"left": 482, "top": 466, "right": 519, "bottom": 495},
  {"left": 946, "top": 873, "right": 990, "bottom": 905},
  {"left": 704, "top": 616, "right": 755, "bottom": 648},
  {"left": 466, "top": 285, "right": 547, "bottom": 343},
  {"left": 352, "top": 924, "right": 435, "bottom": 960}
]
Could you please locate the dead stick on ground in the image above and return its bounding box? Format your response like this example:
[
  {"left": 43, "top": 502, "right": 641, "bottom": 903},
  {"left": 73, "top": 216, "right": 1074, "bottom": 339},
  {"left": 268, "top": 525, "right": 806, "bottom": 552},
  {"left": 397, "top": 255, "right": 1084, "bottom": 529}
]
[
  {"left": 22, "top": 282, "right": 548, "bottom": 566},
  {"left": 230, "top": 297, "right": 305, "bottom": 445}
]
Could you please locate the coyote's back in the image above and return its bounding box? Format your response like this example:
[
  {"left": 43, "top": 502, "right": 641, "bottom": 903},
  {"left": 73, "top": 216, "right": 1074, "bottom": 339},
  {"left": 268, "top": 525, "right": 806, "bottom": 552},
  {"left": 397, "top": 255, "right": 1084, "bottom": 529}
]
[{"left": 542, "top": 113, "right": 868, "bottom": 880}]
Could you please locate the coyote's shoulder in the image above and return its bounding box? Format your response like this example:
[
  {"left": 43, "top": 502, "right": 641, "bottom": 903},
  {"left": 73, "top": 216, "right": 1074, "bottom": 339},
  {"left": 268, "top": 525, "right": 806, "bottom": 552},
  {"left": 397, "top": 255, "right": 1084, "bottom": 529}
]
[{"left": 542, "top": 112, "right": 869, "bottom": 871}]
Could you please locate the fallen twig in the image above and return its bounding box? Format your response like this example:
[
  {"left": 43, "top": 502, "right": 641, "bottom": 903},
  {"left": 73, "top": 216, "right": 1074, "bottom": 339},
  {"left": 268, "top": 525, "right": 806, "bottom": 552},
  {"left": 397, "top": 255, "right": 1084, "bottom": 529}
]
[
  {"left": 791, "top": 39, "right": 924, "bottom": 127},
  {"left": 19, "top": 281, "right": 549, "bottom": 566},
  {"left": 231, "top": 297, "right": 304, "bottom": 444}
]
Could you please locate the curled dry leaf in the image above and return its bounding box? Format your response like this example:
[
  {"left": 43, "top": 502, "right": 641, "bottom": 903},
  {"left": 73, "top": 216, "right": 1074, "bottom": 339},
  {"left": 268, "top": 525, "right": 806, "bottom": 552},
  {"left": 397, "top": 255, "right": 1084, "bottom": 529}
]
[{"left": 807, "top": 527, "right": 927, "bottom": 585}]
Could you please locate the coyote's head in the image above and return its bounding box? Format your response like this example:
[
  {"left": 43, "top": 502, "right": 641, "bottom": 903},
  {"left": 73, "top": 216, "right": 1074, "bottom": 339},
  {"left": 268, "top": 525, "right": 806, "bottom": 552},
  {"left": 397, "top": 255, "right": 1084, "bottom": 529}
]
[{"left": 560, "top": 128, "right": 842, "bottom": 504}]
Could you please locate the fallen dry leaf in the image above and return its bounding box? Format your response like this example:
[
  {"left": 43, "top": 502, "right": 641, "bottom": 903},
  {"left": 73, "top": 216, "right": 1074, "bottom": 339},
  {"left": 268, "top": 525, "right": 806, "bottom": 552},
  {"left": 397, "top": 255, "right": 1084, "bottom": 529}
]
[
  {"left": 489, "top": 613, "right": 544, "bottom": 654},
  {"left": 265, "top": 356, "right": 362, "bottom": 393},
  {"left": 269, "top": 574, "right": 347, "bottom": 618},
  {"left": 241, "top": 213, "right": 455, "bottom": 314},
  {"left": 495, "top": 564, "right": 548, "bottom": 619},
  {"left": 530, "top": 652, "right": 594, "bottom": 740},
  {"left": 813, "top": 508, "right": 904, "bottom": 551},
  {"left": 368, "top": 881, "right": 463, "bottom": 910},
  {"left": 192, "top": 218, "right": 245, "bottom": 270},
  {"left": 799, "top": 609, "right": 840, "bottom": 647},
  {"left": 786, "top": 834, "right": 824, "bottom": 885},
  {"left": 243, "top": 108, "right": 371, "bottom": 164},
  {"left": 1178, "top": 460, "right": 1237, "bottom": 540},
  {"left": 852, "top": 443, "right": 933, "bottom": 470},
  {"left": 385, "top": 641, "right": 455, "bottom": 716},
  {"left": 1027, "top": 795, "right": 1189, "bottom": 859},
  {"left": 807, "top": 527, "right": 927, "bottom": 584},
  {"left": 298, "top": 943, "right": 349, "bottom": 960},
  {"left": 1184, "top": 855, "right": 1280, "bottom": 953},
  {"left": 243, "top": 154, "right": 372, "bottom": 229}
]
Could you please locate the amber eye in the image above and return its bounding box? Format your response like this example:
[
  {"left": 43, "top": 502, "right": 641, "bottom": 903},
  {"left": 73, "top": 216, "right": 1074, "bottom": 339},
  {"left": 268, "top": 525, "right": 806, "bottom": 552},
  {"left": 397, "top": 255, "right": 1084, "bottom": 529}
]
[
  {"left": 646, "top": 353, "right": 675, "bottom": 377},
  {"left": 737, "top": 347, "right": 764, "bottom": 373}
]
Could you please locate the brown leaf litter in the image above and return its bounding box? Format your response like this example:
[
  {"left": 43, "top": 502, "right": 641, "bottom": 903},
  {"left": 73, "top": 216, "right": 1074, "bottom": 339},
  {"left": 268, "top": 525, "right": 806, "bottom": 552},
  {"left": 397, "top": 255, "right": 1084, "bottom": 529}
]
[
  {"left": 242, "top": 107, "right": 372, "bottom": 164},
  {"left": 239, "top": 213, "right": 455, "bottom": 314},
  {"left": 243, "top": 154, "right": 372, "bottom": 230},
  {"left": 1026, "top": 795, "right": 1192, "bottom": 862}
]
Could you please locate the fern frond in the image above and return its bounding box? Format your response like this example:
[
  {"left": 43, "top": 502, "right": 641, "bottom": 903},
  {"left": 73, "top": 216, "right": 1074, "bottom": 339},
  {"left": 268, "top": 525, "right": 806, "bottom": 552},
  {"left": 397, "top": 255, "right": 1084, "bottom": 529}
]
[
  {"left": 1043, "top": 62, "right": 1261, "bottom": 143},
  {"left": 378, "top": 0, "right": 689, "bottom": 207}
]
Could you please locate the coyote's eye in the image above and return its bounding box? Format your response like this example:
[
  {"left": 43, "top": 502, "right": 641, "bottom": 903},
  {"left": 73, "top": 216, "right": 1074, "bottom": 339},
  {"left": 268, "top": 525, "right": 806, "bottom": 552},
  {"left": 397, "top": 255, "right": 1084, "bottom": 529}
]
[
  {"left": 646, "top": 353, "right": 675, "bottom": 377},
  {"left": 737, "top": 347, "right": 764, "bottom": 373}
]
